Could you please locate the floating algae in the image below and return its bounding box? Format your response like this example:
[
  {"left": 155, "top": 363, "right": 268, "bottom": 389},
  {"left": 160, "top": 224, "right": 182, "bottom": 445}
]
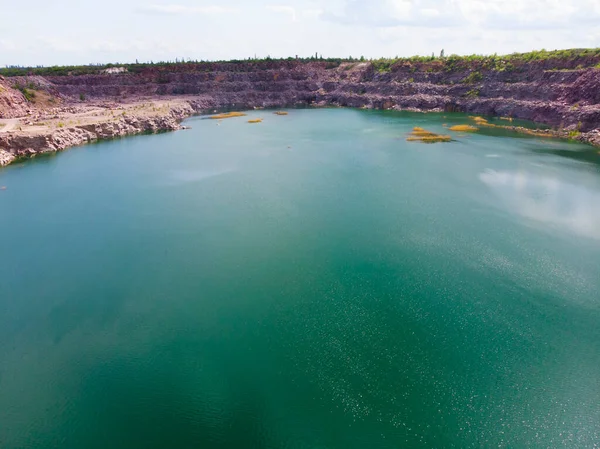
[
  {"left": 449, "top": 125, "right": 479, "bottom": 132},
  {"left": 468, "top": 116, "right": 553, "bottom": 138},
  {"left": 248, "top": 118, "right": 263, "bottom": 124},
  {"left": 274, "top": 111, "right": 289, "bottom": 116},
  {"left": 407, "top": 127, "right": 452, "bottom": 143},
  {"left": 470, "top": 116, "right": 489, "bottom": 125},
  {"left": 208, "top": 112, "right": 247, "bottom": 120}
]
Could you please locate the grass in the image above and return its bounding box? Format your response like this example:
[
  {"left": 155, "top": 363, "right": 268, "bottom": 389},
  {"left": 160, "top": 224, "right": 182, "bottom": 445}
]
[
  {"left": 449, "top": 125, "right": 479, "bottom": 132},
  {"left": 407, "top": 127, "right": 452, "bottom": 143},
  {"left": 248, "top": 118, "right": 263, "bottom": 123},
  {"left": 21, "top": 88, "right": 36, "bottom": 101},
  {"left": 208, "top": 112, "right": 247, "bottom": 120}
]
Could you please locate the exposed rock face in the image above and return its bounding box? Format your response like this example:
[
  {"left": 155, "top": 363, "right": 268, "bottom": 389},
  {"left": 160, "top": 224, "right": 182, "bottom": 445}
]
[
  {"left": 2, "top": 60, "right": 600, "bottom": 167},
  {"left": 0, "top": 76, "right": 29, "bottom": 119},
  {"left": 40, "top": 61, "right": 600, "bottom": 132},
  {"left": 0, "top": 103, "right": 194, "bottom": 166}
]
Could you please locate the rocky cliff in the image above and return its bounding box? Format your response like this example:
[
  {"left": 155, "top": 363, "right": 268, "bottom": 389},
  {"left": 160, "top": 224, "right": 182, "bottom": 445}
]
[
  {"left": 2, "top": 54, "right": 600, "bottom": 166},
  {"left": 0, "top": 101, "right": 195, "bottom": 166},
  {"left": 41, "top": 59, "right": 600, "bottom": 132},
  {"left": 0, "top": 76, "right": 29, "bottom": 119}
]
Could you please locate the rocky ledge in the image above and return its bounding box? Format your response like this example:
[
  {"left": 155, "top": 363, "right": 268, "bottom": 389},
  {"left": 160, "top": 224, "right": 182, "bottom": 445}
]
[
  {"left": 0, "top": 102, "right": 195, "bottom": 166},
  {"left": 2, "top": 53, "right": 600, "bottom": 167}
]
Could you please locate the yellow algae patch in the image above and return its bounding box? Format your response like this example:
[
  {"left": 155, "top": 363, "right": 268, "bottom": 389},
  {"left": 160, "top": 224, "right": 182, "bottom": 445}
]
[
  {"left": 410, "top": 127, "right": 437, "bottom": 137},
  {"left": 208, "top": 112, "right": 247, "bottom": 120},
  {"left": 407, "top": 135, "right": 452, "bottom": 143},
  {"left": 516, "top": 128, "right": 551, "bottom": 138},
  {"left": 470, "top": 116, "right": 489, "bottom": 125},
  {"left": 449, "top": 125, "right": 479, "bottom": 132},
  {"left": 248, "top": 118, "right": 263, "bottom": 124},
  {"left": 274, "top": 111, "right": 289, "bottom": 116},
  {"left": 407, "top": 127, "right": 451, "bottom": 143}
]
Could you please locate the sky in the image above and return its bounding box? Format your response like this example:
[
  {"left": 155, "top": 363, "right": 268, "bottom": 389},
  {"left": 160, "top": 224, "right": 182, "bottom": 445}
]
[{"left": 0, "top": 0, "right": 599, "bottom": 66}]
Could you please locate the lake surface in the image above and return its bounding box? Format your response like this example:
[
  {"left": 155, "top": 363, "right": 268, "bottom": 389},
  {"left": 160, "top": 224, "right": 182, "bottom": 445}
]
[{"left": 1, "top": 108, "right": 600, "bottom": 448}]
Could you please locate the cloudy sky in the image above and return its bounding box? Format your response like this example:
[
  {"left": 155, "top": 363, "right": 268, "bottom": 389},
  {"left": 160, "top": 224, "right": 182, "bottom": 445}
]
[{"left": 1, "top": 0, "right": 599, "bottom": 66}]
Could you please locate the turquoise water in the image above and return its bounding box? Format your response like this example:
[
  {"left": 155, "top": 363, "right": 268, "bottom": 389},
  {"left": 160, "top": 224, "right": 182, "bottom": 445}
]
[{"left": 1, "top": 109, "right": 599, "bottom": 448}]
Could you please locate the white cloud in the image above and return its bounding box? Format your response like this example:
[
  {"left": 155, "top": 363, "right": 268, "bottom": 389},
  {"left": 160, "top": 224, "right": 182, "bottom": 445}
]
[
  {"left": 36, "top": 36, "right": 83, "bottom": 53},
  {"left": 419, "top": 8, "right": 440, "bottom": 18},
  {"left": 0, "top": 39, "right": 17, "bottom": 51},
  {"left": 324, "top": 0, "right": 600, "bottom": 30},
  {"left": 139, "top": 4, "right": 240, "bottom": 15},
  {"left": 266, "top": 5, "right": 298, "bottom": 21},
  {"left": 302, "top": 8, "right": 324, "bottom": 19},
  {"left": 480, "top": 170, "right": 600, "bottom": 240},
  {"left": 2, "top": 0, "right": 599, "bottom": 66}
]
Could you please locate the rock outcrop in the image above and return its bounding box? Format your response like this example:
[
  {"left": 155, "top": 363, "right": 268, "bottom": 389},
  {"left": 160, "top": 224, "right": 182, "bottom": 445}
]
[
  {"left": 37, "top": 61, "right": 600, "bottom": 131},
  {"left": 0, "top": 102, "right": 194, "bottom": 166},
  {"left": 0, "top": 76, "right": 29, "bottom": 119},
  {"left": 2, "top": 57, "right": 600, "bottom": 166}
]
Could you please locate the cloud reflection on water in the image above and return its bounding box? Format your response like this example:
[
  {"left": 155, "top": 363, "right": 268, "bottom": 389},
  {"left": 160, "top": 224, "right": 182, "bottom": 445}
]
[{"left": 479, "top": 169, "right": 600, "bottom": 240}]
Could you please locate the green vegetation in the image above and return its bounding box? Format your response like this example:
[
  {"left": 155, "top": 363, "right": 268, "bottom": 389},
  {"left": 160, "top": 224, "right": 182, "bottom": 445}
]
[
  {"left": 466, "top": 88, "right": 480, "bottom": 98},
  {"left": 463, "top": 71, "right": 483, "bottom": 84},
  {"left": 14, "top": 82, "right": 38, "bottom": 101},
  {"left": 1, "top": 48, "right": 599, "bottom": 78}
]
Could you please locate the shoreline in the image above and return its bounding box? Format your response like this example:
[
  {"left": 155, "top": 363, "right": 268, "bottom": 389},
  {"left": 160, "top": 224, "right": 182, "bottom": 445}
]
[{"left": 1, "top": 98, "right": 599, "bottom": 168}]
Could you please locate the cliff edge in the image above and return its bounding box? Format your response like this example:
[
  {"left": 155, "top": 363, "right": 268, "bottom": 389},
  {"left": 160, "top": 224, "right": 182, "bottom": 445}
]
[{"left": 2, "top": 50, "right": 600, "bottom": 166}]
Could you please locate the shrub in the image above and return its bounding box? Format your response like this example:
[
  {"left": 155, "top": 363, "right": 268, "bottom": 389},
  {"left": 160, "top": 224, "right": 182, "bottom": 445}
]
[
  {"left": 14, "top": 83, "right": 36, "bottom": 101},
  {"left": 463, "top": 71, "right": 483, "bottom": 84}
]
